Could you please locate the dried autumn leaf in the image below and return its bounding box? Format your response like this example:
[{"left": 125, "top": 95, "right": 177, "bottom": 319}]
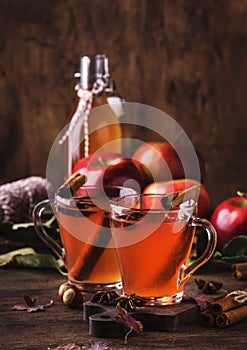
[
  {"left": 12, "top": 293, "right": 53, "bottom": 313},
  {"left": 88, "top": 342, "right": 109, "bottom": 350},
  {"left": 194, "top": 294, "right": 215, "bottom": 310},
  {"left": 12, "top": 303, "right": 46, "bottom": 312},
  {"left": 49, "top": 344, "right": 81, "bottom": 350},
  {"left": 115, "top": 305, "right": 143, "bottom": 344},
  {"left": 184, "top": 291, "right": 214, "bottom": 311},
  {"left": 23, "top": 293, "right": 36, "bottom": 306},
  {"left": 48, "top": 342, "right": 109, "bottom": 350}
]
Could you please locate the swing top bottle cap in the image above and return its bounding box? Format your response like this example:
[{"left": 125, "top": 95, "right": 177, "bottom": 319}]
[
  {"left": 95, "top": 54, "right": 110, "bottom": 79},
  {"left": 79, "top": 54, "right": 110, "bottom": 90},
  {"left": 80, "top": 56, "right": 91, "bottom": 90}
]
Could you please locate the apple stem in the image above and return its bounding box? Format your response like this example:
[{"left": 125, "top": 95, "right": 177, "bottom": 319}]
[{"left": 236, "top": 190, "right": 247, "bottom": 198}]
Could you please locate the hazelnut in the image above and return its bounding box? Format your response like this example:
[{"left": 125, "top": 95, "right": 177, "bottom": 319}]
[
  {"left": 58, "top": 282, "right": 71, "bottom": 300},
  {"left": 58, "top": 282, "right": 83, "bottom": 308}
]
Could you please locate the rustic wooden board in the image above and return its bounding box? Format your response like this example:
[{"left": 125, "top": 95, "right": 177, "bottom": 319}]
[
  {"left": 84, "top": 300, "right": 199, "bottom": 337},
  {"left": 83, "top": 269, "right": 232, "bottom": 338}
]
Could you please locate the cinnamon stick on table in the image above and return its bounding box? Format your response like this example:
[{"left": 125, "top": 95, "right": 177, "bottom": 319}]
[
  {"left": 202, "top": 290, "right": 247, "bottom": 328},
  {"left": 200, "top": 310, "right": 216, "bottom": 326},
  {"left": 207, "top": 290, "right": 247, "bottom": 315},
  {"left": 232, "top": 262, "right": 247, "bottom": 281},
  {"left": 215, "top": 305, "right": 247, "bottom": 328}
]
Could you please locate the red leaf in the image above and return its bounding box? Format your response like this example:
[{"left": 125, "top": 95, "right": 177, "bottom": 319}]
[
  {"left": 49, "top": 342, "right": 108, "bottom": 350},
  {"left": 24, "top": 293, "right": 36, "bottom": 306},
  {"left": 50, "top": 344, "right": 81, "bottom": 350},
  {"left": 194, "top": 294, "right": 214, "bottom": 311},
  {"left": 12, "top": 303, "right": 45, "bottom": 312},
  {"left": 89, "top": 342, "right": 109, "bottom": 350},
  {"left": 12, "top": 304, "right": 30, "bottom": 311},
  {"left": 184, "top": 291, "right": 214, "bottom": 310},
  {"left": 12, "top": 294, "right": 53, "bottom": 313},
  {"left": 115, "top": 305, "right": 143, "bottom": 334}
]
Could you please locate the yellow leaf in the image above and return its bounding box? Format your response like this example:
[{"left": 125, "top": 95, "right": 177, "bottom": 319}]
[{"left": 0, "top": 247, "right": 36, "bottom": 266}]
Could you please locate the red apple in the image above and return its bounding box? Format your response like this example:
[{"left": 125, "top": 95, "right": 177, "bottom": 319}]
[
  {"left": 72, "top": 152, "right": 120, "bottom": 186},
  {"left": 133, "top": 141, "right": 205, "bottom": 183},
  {"left": 143, "top": 178, "right": 210, "bottom": 218},
  {"left": 72, "top": 152, "right": 152, "bottom": 193},
  {"left": 102, "top": 157, "right": 152, "bottom": 191},
  {"left": 211, "top": 193, "right": 247, "bottom": 252},
  {"left": 133, "top": 142, "right": 184, "bottom": 182}
]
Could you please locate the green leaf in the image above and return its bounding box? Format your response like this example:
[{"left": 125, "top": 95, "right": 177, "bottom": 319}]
[
  {"left": 210, "top": 251, "right": 223, "bottom": 260},
  {"left": 221, "top": 255, "right": 247, "bottom": 263},
  {"left": 196, "top": 237, "right": 247, "bottom": 271},
  {"left": 0, "top": 246, "right": 66, "bottom": 275},
  {"left": 0, "top": 247, "right": 36, "bottom": 266},
  {"left": 12, "top": 253, "right": 67, "bottom": 275},
  {"left": 222, "top": 235, "right": 247, "bottom": 258}
]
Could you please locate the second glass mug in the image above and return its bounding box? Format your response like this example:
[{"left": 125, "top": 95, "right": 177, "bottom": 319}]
[
  {"left": 110, "top": 193, "right": 217, "bottom": 306},
  {"left": 33, "top": 185, "right": 136, "bottom": 292}
]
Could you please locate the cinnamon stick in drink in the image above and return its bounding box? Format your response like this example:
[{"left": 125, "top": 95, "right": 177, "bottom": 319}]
[
  {"left": 215, "top": 305, "right": 247, "bottom": 328},
  {"left": 58, "top": 173, "right": 86, "bottom": 198},
  {"left": 69, "top": 214, "right": 113, "bottom": 281},
  {"left": 232, "top": 262, "right": 247, "bottom": 281},
  {"left": 161, "top": 185, "right": 200, "bottom": 210},
  {"left": 58, "top": 172, "right": 109, "bottom": 281}
]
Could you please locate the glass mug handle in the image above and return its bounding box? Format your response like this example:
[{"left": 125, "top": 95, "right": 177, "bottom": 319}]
[
  {"left": 32, "top": 199, "right": 67, "bottom": 269},
  {"left": 178, "top": 216, "right": 217, "bottom": 286}
]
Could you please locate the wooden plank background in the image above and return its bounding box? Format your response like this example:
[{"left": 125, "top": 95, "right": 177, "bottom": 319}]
[{"left": 0, "top": 0, "right": 246, "bottom": 207}]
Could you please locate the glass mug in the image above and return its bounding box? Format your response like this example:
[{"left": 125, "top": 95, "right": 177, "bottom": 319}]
[
  {"left": 33, "top": 185, "right": 136, "bottom": 292},
  {"left": 110, "top": 194, "right": 217, "bottom": 305}
]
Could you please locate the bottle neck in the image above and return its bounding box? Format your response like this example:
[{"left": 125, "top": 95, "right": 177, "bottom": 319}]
[
  {"left": 75, "top": 54, "right": 121, "bottom": 104},
  {"left": 76, "top": 76, "right": 117, "bottom": 99},
  {"left": 77, "top": 54, "right": 113, "bottom": 92}
]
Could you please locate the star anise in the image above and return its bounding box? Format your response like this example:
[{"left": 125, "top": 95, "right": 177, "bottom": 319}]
[
  {"left": 114, "top": 293, "right": 146, "bottom": 312},
  {"left": 90, "top": 290, "right": 119, "bottom": 305},
  {"left": 195, "top": 278, "right": 223, "bottom": 294}
]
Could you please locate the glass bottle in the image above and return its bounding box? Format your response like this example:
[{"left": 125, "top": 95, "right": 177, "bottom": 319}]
[{"left": 61, "top": 54, "right": 123, "bottom": 178}]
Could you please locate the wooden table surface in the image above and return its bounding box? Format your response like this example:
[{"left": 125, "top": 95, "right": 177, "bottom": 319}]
[{"left": 0, "top": 266, "right": 246, "bottom": 350}]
